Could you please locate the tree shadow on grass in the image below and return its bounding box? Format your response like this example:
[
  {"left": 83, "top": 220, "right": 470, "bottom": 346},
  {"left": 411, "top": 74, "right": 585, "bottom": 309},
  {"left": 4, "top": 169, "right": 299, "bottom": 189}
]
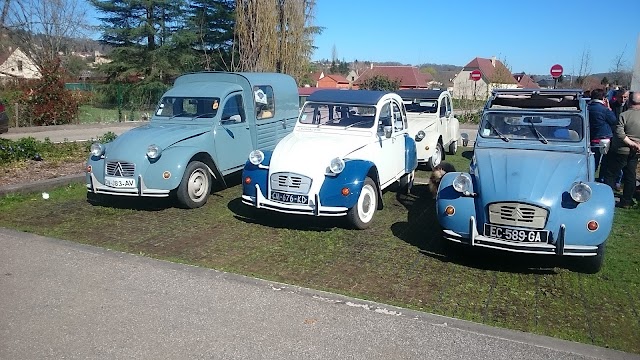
[
  {"left": 391, "top": 184, "right": 561, "bottom": 275},
  {"left": 86, "top": 192, "right": 175, "bottom": 211},
  {"left": 227, "top": 197, "right": 338, "bottom": 232},
  {"left": 462, "top": 150, "right": 473, "bottom": 160}
]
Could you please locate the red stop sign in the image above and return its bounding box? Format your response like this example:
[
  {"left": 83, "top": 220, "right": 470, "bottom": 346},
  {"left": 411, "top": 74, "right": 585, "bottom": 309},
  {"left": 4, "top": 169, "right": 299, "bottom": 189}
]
[
  {"left": 470, "top": 70, "right": 482, "bottom": 82},
  {"left": 550, "top": 64, "right": 563, "bottom": 79}
]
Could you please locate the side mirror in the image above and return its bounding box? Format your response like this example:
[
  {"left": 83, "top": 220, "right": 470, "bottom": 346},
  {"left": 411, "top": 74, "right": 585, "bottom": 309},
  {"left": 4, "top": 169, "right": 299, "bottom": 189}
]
[
  {"left": 446, "top": 110, "right": 452, "bottom": 117},
  {"left": 384, "top": 125, "right": 393, "bottom": 138},
  {"left": 461, "top": 133, "right": 469, "bottom": 147}
]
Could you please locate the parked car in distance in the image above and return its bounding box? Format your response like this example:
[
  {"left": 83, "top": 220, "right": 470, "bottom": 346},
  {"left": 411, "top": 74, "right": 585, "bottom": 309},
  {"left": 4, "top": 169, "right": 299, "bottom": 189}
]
[
  {"left": 242, "top": 89, "right": 418, "bottom": 229},
  {"left": 398, "top": 89, "right": 460, "bottom": 169},
  {"left": 435, "top": 89, "right": 614, "bottom": 273},
  {"left": 86, "top": 71, "right": 299, "bottom": 208},
  {"left": 0, "top": 100, "right": 9, "bottom": 134}
]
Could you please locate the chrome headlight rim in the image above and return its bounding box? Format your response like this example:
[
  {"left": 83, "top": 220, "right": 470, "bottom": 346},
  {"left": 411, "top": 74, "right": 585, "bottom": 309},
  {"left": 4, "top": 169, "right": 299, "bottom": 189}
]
[
  {"left": 146, "top": 144, "right": 162, "bottom": 159},
  {"left": 570, "top": 182, "right": 592, "bottom": 203},
  {"left": 415, "top": 130, "right": 426, "bottom": 141},
  {"left": 452, "top": 173, "right": 472, "bottom": 194},
  {"left": 249, "top": 150, "right": 265, "bottom": 165},
  {"left": 329, "top": 157, "right": 345, "bottom": 174},
  {"left": 90, "top": 143, "right": 104, "bottom": 157}
]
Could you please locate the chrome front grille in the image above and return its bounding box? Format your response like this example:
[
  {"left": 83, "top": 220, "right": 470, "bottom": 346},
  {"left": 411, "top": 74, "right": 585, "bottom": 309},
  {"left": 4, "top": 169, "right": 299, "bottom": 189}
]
[
  {"left": 105, "top": 161, "right": 136, "bottom": 177},
  {"left": 488, "top": 202, "right": 548, "bottom": 229},
  {"left": 270, "top": 172, "right": 312, "bottom": 194}
]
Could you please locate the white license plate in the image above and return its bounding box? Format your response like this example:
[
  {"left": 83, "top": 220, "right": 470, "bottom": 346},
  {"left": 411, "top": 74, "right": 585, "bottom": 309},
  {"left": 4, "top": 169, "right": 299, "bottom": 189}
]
[
  {"left": 104, "top": 176, "right": 136, "bottom": 188},
  {"left": 271, "top": 191, "right": 308, "bottom": 204},
  {"left": 484, "top": 224, "right": 548, "bottom": 243}
]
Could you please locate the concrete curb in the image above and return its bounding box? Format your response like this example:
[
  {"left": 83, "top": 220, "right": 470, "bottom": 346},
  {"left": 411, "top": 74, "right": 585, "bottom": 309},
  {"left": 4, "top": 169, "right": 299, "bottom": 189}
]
[{"left": 0, "top": 173, "right": 85, "bottom": 196}]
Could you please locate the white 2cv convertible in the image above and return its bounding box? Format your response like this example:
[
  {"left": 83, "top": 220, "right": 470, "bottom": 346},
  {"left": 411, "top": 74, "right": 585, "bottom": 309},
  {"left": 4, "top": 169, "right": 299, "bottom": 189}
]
[{"left": 241, "top": 89, "right": 418, "bottom": 229}]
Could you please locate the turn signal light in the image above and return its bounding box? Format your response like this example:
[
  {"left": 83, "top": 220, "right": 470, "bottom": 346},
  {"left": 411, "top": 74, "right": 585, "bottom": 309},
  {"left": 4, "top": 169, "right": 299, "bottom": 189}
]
[
  {"left": 86, "top": 165, "right": 92, "bottom": 173},
  {"left": 341, "top": 187, "right": 350, "bottom": 196},
  {"left": 163, "top": 171, "right": 171, "bottom": 179},
  {"left": 424, "top": 145, "right": 430, "bottom": 151},
  {"left": 244, "top": 177, "right": 252, "bottom": 185},
  {"left": 587, "top": 220, "right": 599, "bottom": 232},
  {"left": 444, "top": 205, "right": 455, "bottom": 216}
]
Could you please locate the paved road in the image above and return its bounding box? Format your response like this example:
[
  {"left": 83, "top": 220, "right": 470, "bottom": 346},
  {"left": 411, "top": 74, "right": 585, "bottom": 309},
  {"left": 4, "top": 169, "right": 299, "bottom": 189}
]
[{"left": 1, "top": 229, "right": 637, "bottom": 360}]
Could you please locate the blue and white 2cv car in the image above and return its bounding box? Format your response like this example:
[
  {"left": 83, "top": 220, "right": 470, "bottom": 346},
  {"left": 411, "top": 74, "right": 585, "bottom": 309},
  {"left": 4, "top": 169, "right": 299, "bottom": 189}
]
[
  {"left": 86, "top": 72, "right": 299, "bottom": 208},
  {"left": 241, "top": 89, "right": 418, "bottom": 229},
  {"left": 436, "top": 89, "right": 614, "bottom": 273}
]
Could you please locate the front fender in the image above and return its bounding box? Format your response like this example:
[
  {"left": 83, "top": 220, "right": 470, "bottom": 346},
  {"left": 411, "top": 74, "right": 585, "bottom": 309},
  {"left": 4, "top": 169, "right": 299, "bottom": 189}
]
[
  {"left": 436, "top": 172, "right": 476, "bottom": 237},
  {"left": 404, "top": 134, "right": 418, "bottom": 172},
  {"left": 319, "top": 159, "right": 376, "bottom": 208},
  {"left": 415, "top": 132, "right": 440, "bottom": 161},
  {"left": 141, "top": 147, "right": 210, "bottom": 190},
  {"left": 242, "top": 150, "right": 273, "bottom": 198}
]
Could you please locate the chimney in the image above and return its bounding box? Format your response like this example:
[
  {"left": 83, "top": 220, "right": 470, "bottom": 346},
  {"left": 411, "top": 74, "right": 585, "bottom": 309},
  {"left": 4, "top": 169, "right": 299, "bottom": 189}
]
[
  {"left": 370, "top": 63, "right": 374, "bottom": 69},
  {"left": 491, "top": 56, "right": 496, "bottom": 67}
]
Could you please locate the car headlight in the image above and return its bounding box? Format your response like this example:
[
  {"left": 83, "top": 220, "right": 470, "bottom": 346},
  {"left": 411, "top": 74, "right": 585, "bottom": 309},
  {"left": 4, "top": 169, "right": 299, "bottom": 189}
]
[
  {"left": 452, "top": 173, "right": 473, "bottom": 194},
  {"left": 570, "top": 182, "right": 592, "bottom": 203},
  {"left": 90, "top": 143, "right": 104, "bottom": 157},
  {"left": 146, "top": 144, "right": 162, "bottom": 159},
  {"left": 415, "top": 130, "right": 426, "bottom": 142},
  {"left": 249, "top": 150, "right": 265, "bottom": 165},
  {"left": 329, "top": 157, "right": 345, "bottom": 174}
]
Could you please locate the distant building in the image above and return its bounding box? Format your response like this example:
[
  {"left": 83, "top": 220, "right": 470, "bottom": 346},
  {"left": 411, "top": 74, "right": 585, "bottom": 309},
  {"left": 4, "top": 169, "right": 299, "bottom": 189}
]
[
  {"left": 513, "top": 73, "right": 540, "bottom": 89},
  {"left": 317, "top": 73, "right": 350, "bottom": 89},
  {"left": 355, "top": 65, "right": 434, "bottom": 89},
  {"left": 0, "top": 47, "right": 41, "bottom": 80},
  {"left": 452, "top": 56, "right": 517, "bottom": 99}
]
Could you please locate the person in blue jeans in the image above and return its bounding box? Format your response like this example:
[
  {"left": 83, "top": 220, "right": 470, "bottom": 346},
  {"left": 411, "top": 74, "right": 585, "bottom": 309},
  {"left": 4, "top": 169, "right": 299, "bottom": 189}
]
[{"left": 588, "top": 88, "right": 617, "bottom": 175}]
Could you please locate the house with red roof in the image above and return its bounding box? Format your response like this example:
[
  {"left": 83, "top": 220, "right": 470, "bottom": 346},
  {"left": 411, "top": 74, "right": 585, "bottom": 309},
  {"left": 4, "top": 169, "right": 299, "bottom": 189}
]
[
  {"left": 452, "top": 57, "right": 517, "bottom": 99},
  {"left": 317, "top": 73, "right": 350, "bottom": 89},
  {"left": 513, "top": 73, "right": 540, "bottom": 89},
  {"left": 354, "top": 65, "right": 434, "bottom": 90},
  {"left": 0, "top": 46, "right": 40, "bottom": 80}
]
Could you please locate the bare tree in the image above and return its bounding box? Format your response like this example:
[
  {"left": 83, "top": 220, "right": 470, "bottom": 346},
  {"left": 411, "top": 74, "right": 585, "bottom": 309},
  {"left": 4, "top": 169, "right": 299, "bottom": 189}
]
[
  {"left": 609, "top": 47, "right": 632, "bottom": 88},
  {"left": 5, "top": 0, "right": 90, "bottom": 72},
  {"left": 233, "top": 0, "right": 319, "bottom": 82},
  {"left": 574, "top": 48, "right": 592, "bottom": 87}
]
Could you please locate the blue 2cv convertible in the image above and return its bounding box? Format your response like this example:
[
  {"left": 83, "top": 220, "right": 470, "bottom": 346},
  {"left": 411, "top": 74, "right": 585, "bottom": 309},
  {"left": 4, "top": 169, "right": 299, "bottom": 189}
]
[
  {"left": 436, "top": 89, "right": 614, "bottom": 273},
  {"left": 86, "top": 72, "right": 299, "bottom": 208},
  {"left": 241, "top": 90, "right": 418, "bottom": 229}
]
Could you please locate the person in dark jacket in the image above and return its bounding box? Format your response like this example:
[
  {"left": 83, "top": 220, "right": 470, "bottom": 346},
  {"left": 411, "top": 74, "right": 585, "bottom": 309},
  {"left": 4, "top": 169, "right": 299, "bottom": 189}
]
[{"left": 588, "top": 88, "right": 617, "bottom": 174}]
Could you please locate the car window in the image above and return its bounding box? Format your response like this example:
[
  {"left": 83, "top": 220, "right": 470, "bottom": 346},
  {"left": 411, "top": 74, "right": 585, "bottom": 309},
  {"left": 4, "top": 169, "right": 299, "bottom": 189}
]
[
  {"left": 392, "top": 102, "right": 405, "bottom": 131},
  {"left": 155, "top": 97, "right": 220, "bottom": 119},
  {"left": 298, "top": 103, "right": 375, "bottom": 128},
  {"left": 221, "top": 94, "right": 246, "bottom": 124},
  {"left": 480, "top": 112, "right": 584, "bottom": 142},
  {"left": 404, "top": 100, "right": 437, "bottom": 113},
  {"left": 254, "top": 85, "right": 275, "bottom": 120}
]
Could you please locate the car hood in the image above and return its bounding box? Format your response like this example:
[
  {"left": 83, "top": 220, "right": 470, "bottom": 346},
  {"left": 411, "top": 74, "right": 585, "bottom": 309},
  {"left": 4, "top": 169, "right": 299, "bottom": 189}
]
[
  {"left": 269, "top": 131, "right": 370, "bottom": 174},
  {"left": 474, "top": 148, "right": 589, "bottom": 205},
  {"left": 406, "top": 113, "right": 438, "bottom": 134},
  {"left": 106, "top": 123, "right": 211, "bottom": 157}
]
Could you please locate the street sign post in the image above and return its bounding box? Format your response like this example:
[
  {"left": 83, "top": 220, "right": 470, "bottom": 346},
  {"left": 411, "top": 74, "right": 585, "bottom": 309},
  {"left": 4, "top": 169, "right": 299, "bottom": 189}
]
[
  {"left": 550, "top": 64, "right": 563, "bottom": 89},
  {"left": 470, "top": 70, "right": 482, "bottom": 99}
]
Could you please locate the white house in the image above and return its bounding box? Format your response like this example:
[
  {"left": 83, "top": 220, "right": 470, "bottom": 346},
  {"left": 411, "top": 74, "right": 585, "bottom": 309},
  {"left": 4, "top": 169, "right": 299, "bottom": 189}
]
[
  {"left": 0, "top": 47, "right": 41, "bottom": 79},
  {"left": 452, "top": 56, "right": 517, "bottom": 100}
]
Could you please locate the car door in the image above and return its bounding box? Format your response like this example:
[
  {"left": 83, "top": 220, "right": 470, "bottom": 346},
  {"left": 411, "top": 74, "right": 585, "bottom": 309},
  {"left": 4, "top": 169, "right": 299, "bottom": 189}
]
[
  {"left": 438, "top": 94, "right": 450, "bottom": 143},
  {"left": 214, "top": 93, "right": 253, "bottom": 173},
  {"left": 376, "top": 101, "right": 406, "bottom": 189}
]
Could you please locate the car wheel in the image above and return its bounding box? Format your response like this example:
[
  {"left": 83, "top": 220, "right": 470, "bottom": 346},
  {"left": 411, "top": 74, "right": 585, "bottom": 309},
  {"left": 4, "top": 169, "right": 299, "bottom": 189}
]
[
  {"left": 176, "top": 161, "right": 212, "bottom": 209},
  {"left": 447, "top": 140, "right": 458, "bottom": 155},
  {"left": 427, "top": 142, "right": 443, "bottom": 170},
  {"left": 579, "top": 244, "right": 605, "bottom": 274},
  {"left": 399, "top": 170, "right": 414, "bottom": 195},
  {"left": 347, "top": 177, "right": 377, "bottom": 229}
]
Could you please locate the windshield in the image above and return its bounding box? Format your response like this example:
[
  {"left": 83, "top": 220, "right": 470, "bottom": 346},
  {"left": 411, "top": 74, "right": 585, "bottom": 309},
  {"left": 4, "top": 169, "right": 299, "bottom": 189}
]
[
  {"left": 155, "top": 96, "right": 220, "bottom": 119},
  {"left": 403, "top": 99, "right": 438, "bottom": 113},
  {"left": 299, "top": 102, "right": 376, "bottom": 128},
  {"left": 479, "top": 112, "right": 584, "bottom": 142}
]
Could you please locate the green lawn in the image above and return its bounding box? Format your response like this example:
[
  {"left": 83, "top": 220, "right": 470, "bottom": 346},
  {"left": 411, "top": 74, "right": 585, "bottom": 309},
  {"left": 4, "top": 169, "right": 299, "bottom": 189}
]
[
  {"left": 0, "top": 149, "right": 639, "bottom": 353},
  {"left": 77, "top": 105, "right": 150, "bottom": 124}
]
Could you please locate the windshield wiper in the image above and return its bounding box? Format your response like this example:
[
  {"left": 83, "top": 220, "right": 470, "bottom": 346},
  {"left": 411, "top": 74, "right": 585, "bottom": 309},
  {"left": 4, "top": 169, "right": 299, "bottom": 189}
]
[
  {"left": 192, "top": 113, "right": 217, "bottom": 120},
  {"left": 168, "top": 112, "right": 187, "bottom": 120},
  {"left": 344, "top": 120, "right": 374, "bottom": 129},
  {"left": 527, "top": 122, "right": 548, "bottom": 144},
  {"left": 486, "top": 121, "right": 509, "bottom": 142}
]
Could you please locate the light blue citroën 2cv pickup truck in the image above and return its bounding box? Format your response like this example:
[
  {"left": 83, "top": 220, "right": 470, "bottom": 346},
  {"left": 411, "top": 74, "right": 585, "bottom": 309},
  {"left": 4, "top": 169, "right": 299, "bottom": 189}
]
[{"left": 86, "top": 72, "right": 299, "bottom": 208}]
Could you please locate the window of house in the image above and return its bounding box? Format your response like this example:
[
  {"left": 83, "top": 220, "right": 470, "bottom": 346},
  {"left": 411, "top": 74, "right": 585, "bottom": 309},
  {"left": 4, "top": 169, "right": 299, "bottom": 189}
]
[
  {"left": 254, "top": 85, "right": 275, "bottom": 120},
  {"left": 17, "top": 60, "right": 23, "bottom": 72}
]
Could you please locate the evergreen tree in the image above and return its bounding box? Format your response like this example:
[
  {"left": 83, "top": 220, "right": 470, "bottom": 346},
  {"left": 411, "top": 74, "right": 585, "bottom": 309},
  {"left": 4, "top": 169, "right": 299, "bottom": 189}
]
[{"left": 185, "top": 0, "right": 235, "bottom": 70}]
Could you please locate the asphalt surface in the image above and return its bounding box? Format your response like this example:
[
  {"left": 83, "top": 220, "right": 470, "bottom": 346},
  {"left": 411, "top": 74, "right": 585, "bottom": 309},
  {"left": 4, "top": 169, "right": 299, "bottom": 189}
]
[
  {"left": 2, "top": 229, "right": 637, "bottom": 360},
  {"left": 2, "top": 123, "right": 636, "bottom": 359}
]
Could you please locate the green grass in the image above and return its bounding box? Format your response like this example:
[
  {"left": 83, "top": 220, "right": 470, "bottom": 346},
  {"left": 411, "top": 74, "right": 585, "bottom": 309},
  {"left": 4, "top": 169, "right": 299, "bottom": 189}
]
[
  {"left": 0, "top": 149, "right": 639, "bottom": 353},
  {"left": 77, "top": 105, "right": 149, "bottom": 124}
]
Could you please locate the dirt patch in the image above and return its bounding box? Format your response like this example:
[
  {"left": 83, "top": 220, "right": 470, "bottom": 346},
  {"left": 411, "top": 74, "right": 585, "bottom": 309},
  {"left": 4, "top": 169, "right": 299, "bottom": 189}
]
[{"left": 0, "top": 160, "right": 86, "bottom": 187}]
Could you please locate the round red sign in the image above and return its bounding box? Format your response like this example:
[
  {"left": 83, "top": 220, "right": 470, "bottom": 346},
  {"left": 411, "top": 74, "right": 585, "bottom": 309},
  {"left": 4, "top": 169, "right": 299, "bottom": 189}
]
[
  {"left": 470, "top": 70, "right": 482, "bottom": 82},
  {"left": 550, "top": 64, "right": 563, "bottom": 79}
]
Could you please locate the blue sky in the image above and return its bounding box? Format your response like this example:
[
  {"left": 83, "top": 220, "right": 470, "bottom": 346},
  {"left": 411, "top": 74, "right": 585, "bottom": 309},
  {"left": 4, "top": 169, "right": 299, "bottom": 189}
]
[{"left": 310, "top": 0, "right": 640, "bottom": 75}]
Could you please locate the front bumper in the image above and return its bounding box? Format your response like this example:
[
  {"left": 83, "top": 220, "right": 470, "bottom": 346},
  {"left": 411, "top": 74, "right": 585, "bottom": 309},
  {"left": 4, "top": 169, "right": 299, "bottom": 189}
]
[
  {"left": 442, "top": 216, "right": 599, "bottom": 257},
  {"left": 86, "top": 173, "right": 170, "bottom": 197},
  {"left": 241, "top": 184, "right": 348, "bottom": 217}
]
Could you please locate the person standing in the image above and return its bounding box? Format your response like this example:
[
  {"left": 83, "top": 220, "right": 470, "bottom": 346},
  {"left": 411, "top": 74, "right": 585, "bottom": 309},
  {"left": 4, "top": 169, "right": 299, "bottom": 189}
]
[
  {"left": 602, "top": 91, "right": 640, "bottom": 208},
  {"left": 588, "top": 88, "right": 618, "bottom": 174}
]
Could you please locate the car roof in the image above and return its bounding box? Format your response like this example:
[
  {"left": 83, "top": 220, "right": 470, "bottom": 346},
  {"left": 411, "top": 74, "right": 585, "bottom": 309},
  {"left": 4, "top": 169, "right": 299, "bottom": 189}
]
[
  {"left": 307, "top": 89, "right": 390, "bottom": 105},
  {"left": 396, "top": 89, "right": 445, "bottom": 100}
]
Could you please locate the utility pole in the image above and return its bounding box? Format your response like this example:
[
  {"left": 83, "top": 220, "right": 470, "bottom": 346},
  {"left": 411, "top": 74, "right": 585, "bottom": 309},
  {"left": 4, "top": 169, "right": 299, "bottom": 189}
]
[{"left": 632, "top": 33, "right": 640, "bottom": 92}]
